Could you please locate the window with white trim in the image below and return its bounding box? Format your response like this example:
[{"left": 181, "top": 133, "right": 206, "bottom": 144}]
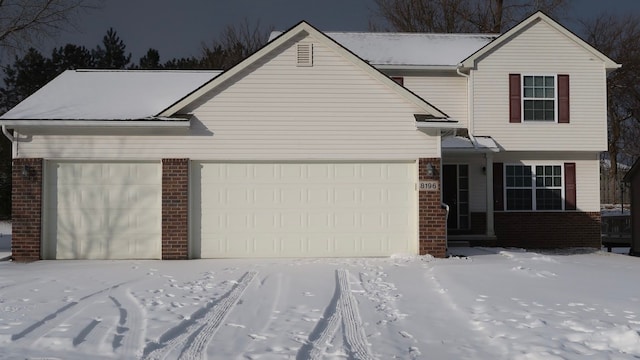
[
  {"left": 505, "top": 165, "right": 563, "bottom": 211},
  {"left": 523, "top": 75, "right": 556, "bottom": 122}
]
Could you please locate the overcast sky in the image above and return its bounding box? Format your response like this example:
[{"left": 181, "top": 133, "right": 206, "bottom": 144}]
[{"left": 32, "top": 0, "right": 640, "bottom": 64}]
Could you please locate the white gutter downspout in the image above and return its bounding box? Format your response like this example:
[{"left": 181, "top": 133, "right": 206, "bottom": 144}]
[
  {"left": 456, "top": 65, "right": 495, "bottom": 238},
  {"left": 1, "top": 125, "right": 17, "bottom": 158},
  {"left": 456, "top": 66, "right": 478, "bottom": 149}
]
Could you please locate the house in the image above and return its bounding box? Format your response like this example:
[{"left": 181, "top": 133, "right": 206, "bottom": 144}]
[
  {"left": 623, "top": 158, "right": 640, "bottom": 256},
  {"left": 0, "top": 12, "right": 619, "bottom": 261}
]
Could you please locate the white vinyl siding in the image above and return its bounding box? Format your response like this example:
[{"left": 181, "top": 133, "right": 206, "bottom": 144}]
[
  {"left": 404, "top": 74, "right": 468, "bottom": 128},
  {"left": 191, "top": 162, "right": 417, "bottom": 258},
  {"left": 17, "top": 33, "right": 439, "bottom": 161},
  {"left": 43, "top": 161, "right": 162, "bottom": 259},
  {"left": 472, "top": 20, "right": 608, "bottom": 151}
]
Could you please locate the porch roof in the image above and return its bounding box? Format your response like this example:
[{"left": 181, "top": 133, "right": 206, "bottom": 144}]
[{"left": 442, "top": 135, "right": 499, "bottom": 152}]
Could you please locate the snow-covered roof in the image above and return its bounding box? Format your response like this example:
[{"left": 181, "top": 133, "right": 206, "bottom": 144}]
[
  {"left": 0, "top": 69, "right": 221, "bottom": 121},
  {"left": 442, "top": 135, "right": 499, "bottom": 152},
  {"left": 270, "top": 31, "right": 497, "bottom": 67}
]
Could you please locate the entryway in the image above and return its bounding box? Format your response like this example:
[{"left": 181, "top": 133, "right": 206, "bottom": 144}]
[{"left": 443, "top": 164, "right": 470, "bottom": 230}]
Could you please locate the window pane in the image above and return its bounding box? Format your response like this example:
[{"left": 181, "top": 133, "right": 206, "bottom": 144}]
[
  {"left": 459, "top": 165, "right": 468, "bottom": 177},
  {"left": 524, "top": 76, "right": 533, "bottom": 86},
  {"left": 536, "top": 189, "right": 562, "bottom": 210},
  {"left": 545, "top": 88, "right": 554, "bottom": 98},
  {"left": 535, "top": 88, "right": 544, "bottom": 97},
  {"left": 553, "top": 177, "right": 561, "bottom": 186},
  {"left": 545, "top": 177, "right": 552, "bottom": 186},
  {"left": 553, "top": 166, "right": 561, "bottom": 175},
  {"left": 545, "top": 76, "right": 554, "bottom": 86},
  {"left": 459, "top": 190, "right": 468, "bottom": 202},
  {"left": 534, "top": 76, "right": 544, "bottom": 86},
  {"left": 545, "top": 166, "right": 552, "bottom": 174},
  {"left": 536, "top": 177, "right": 544, "bottom": 187},
  {"left": 507, "top": 189, "right": 533, "bottom": 210},
  {"left": 524, "top": 88, "right": 533, "bottom": 97}
]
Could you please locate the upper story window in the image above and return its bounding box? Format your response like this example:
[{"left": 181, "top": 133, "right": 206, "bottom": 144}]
[
  {"left": 523, "top": 75, "right": 555, "bottom": 121},
  {"left": 509, "top": 73, "right": 570, "bottom": 124}
]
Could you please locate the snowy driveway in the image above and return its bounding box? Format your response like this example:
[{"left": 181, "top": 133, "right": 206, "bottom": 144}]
[{"left": 0, "top": 248, "right": 639, "bottom": 359}]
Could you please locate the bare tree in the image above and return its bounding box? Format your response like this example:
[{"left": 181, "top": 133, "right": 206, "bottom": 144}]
[
  {"left": 200, "top": 19, "right": 273, "bottom": 70},
  {"left": 582, "top": 13, "right": 640, "bottom": 201},
  {"left": 371, "top": 0, "right": 569, "bottom": 33},
  {"left": 0, "top": 0, "right": 101, "bottom": 55}
]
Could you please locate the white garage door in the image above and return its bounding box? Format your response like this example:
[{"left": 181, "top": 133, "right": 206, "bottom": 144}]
[
  {"left": 44, "top": 161, "right": 162, "bottom": 259},
  {"left": 192, "top": 162, "right": 417, "bottom": 258}
]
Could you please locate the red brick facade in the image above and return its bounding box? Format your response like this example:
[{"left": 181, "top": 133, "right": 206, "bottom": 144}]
[
  {"left": 494, "top": 212, "right": 601, "bottom": 248},
  {"left": 162, "top": 159, "right": 189, "bottom": 260},
  {"left": 11, "top": 158, "right": 43, "bottom": 262},
  {"left": 418, "top": 158, "right": 447, "bottom": 258}
]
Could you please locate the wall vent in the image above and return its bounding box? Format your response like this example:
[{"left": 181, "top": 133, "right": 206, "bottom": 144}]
[{"left": 297, "top": 43, "right": 313, "bottom": 67}]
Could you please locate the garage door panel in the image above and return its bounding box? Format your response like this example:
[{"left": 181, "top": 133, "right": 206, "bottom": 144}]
[
  {"left": 195, "top": 162, "right": 417, "bottom": 258},
  {"left": 45, "top": 162, "right": 161, "bottom": 260}
]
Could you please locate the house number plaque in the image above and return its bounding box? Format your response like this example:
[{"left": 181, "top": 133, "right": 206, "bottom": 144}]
[{"left": 419, "top": 181, "right": 439, "bottom": 191}]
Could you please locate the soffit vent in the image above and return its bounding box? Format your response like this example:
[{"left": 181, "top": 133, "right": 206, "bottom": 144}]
[{"left": 297, "top": 43, "right": 313, "bottom": 67}]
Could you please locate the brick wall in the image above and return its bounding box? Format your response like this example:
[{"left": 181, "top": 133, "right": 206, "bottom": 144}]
[
  {"left": 495, "top": 212, "right": 601, "bottom": 248},
  {"left": 162, "top": 159, "right": 189, "bottom": 260},
  {"left": 418, "top": 158, "right": 447, "bottom": 258},
  {"left": 12, "top": 158, "right": 42, "bottom": 262}
]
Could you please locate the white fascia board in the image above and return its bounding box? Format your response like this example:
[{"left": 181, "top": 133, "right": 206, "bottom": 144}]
[
  {"left": 374, "top": 64, "right": 459, "bottom": 71},
  {"left": 0, "top": 119, "right": 190, "bottom": 128},
  {"left": 416, "top": 121, "right": 464, "bottom": 129}
]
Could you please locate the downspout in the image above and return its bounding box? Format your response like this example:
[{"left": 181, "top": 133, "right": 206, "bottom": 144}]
[
  {"left": 1, "top": 125, "right": 17, "bottom": 158},
  {"left": 456, "top": 66, "right": 478, "bottom": 149}
]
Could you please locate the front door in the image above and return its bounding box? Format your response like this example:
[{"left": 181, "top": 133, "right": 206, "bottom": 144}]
[{"left": 443, "top": 164, "right": 469, "bottom": 230}]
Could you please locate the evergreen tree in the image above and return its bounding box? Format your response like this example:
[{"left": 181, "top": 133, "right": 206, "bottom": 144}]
[
  {"left": 138, "top": 48, "right": 162, "bottom": 69},
  {"left": 93, "top": 28, "right": 131, "bottom": 69},
  {"left": 52, "top": 44, "right": 95, "bottom": 72}
]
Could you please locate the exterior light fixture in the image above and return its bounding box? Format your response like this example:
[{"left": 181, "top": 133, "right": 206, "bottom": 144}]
[
  {"left": 426, "top": 163, "right": 435, "bottom": 177},
  {"left": 21, "top": 165, "right": 30, "bottom": 178}
]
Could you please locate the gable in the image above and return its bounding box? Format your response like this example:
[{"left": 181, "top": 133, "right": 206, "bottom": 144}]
[
  {"left": 461, "top": 12, "right": 619, "bottom": 71},
  {"left": 160, "top": 22, "right": 451, "bottom": 124},
  {"left": 178, "top": 31, "right": 444, "bottom": 160}
]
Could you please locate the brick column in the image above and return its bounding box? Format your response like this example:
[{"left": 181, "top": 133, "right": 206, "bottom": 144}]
[
  {"left": 162, "top": 159, "right": 189, "bottom": 260},
  {"left": 12, "top": 158, "right": 43, "bottom": 262},
  {"left": 418, "top": 158, "right": 447, "bottom": 258}
]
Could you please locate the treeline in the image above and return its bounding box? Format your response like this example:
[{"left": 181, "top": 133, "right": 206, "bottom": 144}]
[{"left": 0, "top": 22, "right": 271, "bottom": 219}]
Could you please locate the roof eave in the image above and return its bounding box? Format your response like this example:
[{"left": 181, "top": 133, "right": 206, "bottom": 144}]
[
  {"left": 0, "top": 118, "right": 191, "bottom": 129},
  {"left": 374, "top": 64, "right": 459, "bottom": 71}
]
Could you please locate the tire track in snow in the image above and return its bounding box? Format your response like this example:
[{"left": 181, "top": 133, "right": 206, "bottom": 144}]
[
  {"left": 298, "top": 269, "right": 376, "bottom": 360},
  {"left": 109, "top": 289, "right": 145, "bottom": 357},
  {"left": 142, "top": 271, "right": 257, "bottom": 360},
  {"left": 339, "top": 269, "right": 376, "bottom": 360},
  {"left": 299, "top": 271, "right": 342, "bottom": 360},
  {"left": 178, "top": 271, "right": 257, "bottom": 360},
  {"left": 11, "top": 282, "right": 127, "bottom": 343}
]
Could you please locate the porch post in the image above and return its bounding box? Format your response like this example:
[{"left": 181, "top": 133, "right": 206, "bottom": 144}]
[{"left": 485, "top": 153, "right": 496, "bottom": 237}]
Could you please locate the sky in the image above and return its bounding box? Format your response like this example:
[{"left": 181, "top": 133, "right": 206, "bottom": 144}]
[{"left": 18, "top": 0, "right": 640, "bottom": 64}]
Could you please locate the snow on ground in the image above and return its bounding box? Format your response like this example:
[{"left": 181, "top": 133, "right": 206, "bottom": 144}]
[{"left": 0, "top": 248, "right": 639, "bottom": 359}]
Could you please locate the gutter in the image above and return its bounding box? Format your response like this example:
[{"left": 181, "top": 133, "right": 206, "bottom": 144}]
[
  {"left": 1, "top": 125, "right": 17, "bottom": 159},
  {"left": 456, "top": 65, "right": 478, "bottom": 149},
  {"left": 1, "top": 125, "right": 14, "bottom": 142}
]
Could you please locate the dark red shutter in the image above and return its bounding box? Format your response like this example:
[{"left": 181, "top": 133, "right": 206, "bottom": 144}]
[
  {"left": 558, "top": 74, "right": 570, "bottom": 123},
  {"left": 391, "top": 76, "right": 404, "bottom": 86},
  {"left": 493, "top": 162, "right": 504, "bottom": 211},
  {"left": 564, "top": 162, "right": 576, "bottom": 210},
  {"left": 509, "top": 74, "right": 521, "bottom": 123}
]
